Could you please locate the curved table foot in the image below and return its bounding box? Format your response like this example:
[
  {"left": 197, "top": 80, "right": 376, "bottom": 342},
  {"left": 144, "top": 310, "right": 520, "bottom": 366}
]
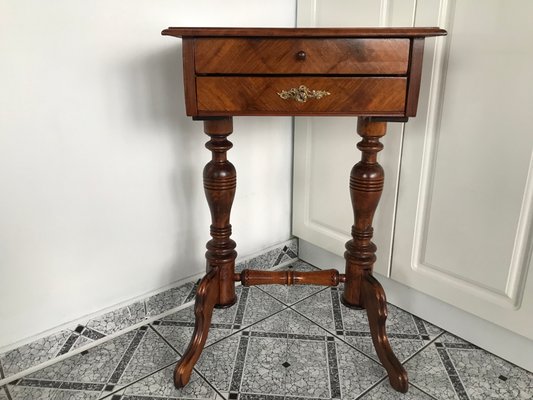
[
  {"left": 362, "top": 273, "right": 409, "bottom": 393},
  {"left": 174, "top": 268, "right": 220, "bottom": 388}
]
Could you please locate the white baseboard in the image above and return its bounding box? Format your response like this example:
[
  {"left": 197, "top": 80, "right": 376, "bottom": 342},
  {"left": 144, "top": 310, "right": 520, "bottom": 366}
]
[{"left": 299, "top": 239, "right": 533, "bottom": 372}]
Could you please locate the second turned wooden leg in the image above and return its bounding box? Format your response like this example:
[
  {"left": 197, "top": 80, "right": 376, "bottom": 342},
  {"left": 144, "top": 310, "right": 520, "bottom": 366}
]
[
  {"left": 175, "top": 117, "right": 238, "bottom": 388},
  {"left": 342, "top": 117, "right": 408, "bottom": 392},
  {"left": 342, "top": 118, "right": 385, "bottom": 309}
]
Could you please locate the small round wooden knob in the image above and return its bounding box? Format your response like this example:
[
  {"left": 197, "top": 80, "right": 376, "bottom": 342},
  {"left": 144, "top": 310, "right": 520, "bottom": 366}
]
[{"left": 296, "top": 51, "right": 306, "bottom": 61}]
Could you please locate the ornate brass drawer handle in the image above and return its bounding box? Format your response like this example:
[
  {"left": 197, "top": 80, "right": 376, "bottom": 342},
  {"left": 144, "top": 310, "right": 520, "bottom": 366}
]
[{"left": 277, "top": 85, "right": 331, "bottom": 103}]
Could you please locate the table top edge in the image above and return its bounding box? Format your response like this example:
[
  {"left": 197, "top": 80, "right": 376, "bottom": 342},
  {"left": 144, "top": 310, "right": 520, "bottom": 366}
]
[{"left": 161, "top": 27, "right": 447, "bottom": 38}]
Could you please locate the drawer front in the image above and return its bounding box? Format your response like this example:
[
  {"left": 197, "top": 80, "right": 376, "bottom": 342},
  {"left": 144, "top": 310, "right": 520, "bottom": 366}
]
[
  {"left": 195, "top": 38, "right": 410, "bottom": 75},
  {"left": 196, "top": 77, "right": 407, "bottom": 116}
]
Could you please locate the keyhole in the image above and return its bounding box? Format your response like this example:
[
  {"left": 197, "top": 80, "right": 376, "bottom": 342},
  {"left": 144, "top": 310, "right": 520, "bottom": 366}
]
[{"left": 296, "top": 51, "right": 306, "bottom": 61}]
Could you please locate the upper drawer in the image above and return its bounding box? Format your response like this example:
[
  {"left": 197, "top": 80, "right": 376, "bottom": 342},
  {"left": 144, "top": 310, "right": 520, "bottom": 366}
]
[{"left": 194, "top": 38, "right": 410, "bottom": 75}]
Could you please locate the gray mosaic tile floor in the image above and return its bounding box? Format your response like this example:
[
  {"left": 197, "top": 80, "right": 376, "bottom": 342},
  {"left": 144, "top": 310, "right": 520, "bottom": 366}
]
[{"left": 2, "top": 259, "right": 531, "bottom": 399}]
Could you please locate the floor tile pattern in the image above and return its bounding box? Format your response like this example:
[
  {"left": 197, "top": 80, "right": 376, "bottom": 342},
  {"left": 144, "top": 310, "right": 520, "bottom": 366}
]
[
  {"left": 0, "top": 330, "right": 74, "bottom": 377},
  {"left": 406, "top": 333, "right": 533, "bottom": 400},
  {"left": 2, "top": 256, "right": 532, "bottom": 400},
  {"left": 152, "top": 286, "right": 287, "bottom": 355},
  {"left": 235, "top": 243, "right": 298, "bottom": 274},
  {"left": 4, "top": 325, "right": 182, "bottom": 399},
  {"left": 0, "top": 239, "right": 298, "bottom": 384}
]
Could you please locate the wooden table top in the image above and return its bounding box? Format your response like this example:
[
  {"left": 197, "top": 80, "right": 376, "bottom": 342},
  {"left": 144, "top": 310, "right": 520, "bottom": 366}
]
[{"left": 162, "top": 27, "right": 447, "bottom": 38}]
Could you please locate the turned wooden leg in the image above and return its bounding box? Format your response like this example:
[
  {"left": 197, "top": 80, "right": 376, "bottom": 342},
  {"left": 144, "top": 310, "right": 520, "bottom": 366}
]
[
  {"left": 174, "top": 267, "right": 219, "bottom": 387},
  {"left": 342, "top": 117, "right": 408, "bottom": 392},
  {"left": 174, "top": 117, "right": 238, "bottom": 388},
  {"left": 203, "top": 117, "right": 237, "bottom": 308}
]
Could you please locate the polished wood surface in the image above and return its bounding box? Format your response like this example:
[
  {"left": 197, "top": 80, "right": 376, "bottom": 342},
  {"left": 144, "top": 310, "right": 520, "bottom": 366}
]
[
  {"left": 342, "top": 118, "right": 386, "bottom": 308},
  {"left": 363, "top": 273, "right": 408, "bottom": 392},
  {"left": 174, "top": 267, "right": 219, "bottom": 388},
  {"left": 197, "top": 77, "right": 407, "bottom": 116},
  {"left": 195, "top": 38, "right": 410, "bottom": 74},
  {"left": 162, "top": 27, "right": 447, "bottom": 38},
  {"left": 164, "top": 27, "right": 446, "bottom": 118},
  {"left": 164, "top": 26, "right": 446, "bottom": 393},
  {"left": 203, "top": 117, "right": 237, "bottom": 308},
  {"left": 237, "top": 269, "right": 343, "bottom": 287}
]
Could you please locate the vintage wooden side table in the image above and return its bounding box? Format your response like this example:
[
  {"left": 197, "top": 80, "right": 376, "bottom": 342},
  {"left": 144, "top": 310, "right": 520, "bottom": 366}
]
[{"left": 162, "top": 27, "right": 446, "bottom": 393}]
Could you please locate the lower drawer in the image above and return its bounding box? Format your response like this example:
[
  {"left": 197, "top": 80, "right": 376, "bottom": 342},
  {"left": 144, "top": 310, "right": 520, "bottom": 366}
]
[{"left": 196, "top": 77, "right": 407, "bottom": 116}]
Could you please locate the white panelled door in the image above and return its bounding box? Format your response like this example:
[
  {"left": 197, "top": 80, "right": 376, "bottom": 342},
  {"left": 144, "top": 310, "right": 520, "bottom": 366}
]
[
  {"left": 392, "top": 0, "right": 533, "bottom": 340},
  {"left": 293, "top": 0, "right": 533, "bottom": 341}
]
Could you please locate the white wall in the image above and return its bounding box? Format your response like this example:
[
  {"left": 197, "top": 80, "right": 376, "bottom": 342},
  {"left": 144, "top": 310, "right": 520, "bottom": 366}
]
[{"left": 0, "top": 0, "right": 295, "bottom": 349}]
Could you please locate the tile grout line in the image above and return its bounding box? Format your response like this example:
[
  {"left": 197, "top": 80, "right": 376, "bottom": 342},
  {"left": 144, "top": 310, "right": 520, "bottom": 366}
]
[
  {"left": 204, "top": 302, "right": 290, "bottom": 350},
  {"left": 97, "top": 359, "right": 179, "bottom": 400},
  {"left": 3, "top": 387, "right": 13, "bottom": 400},
  {"left": 0, "top": 298, "right": 197, "bottom": 387},
  {"left": 410, "top": 381, "right": 440, "bottom": 400},
  {"left": 287, "top": 299, "right": 386, "bottom": 369},
  {"left": 114, "top": 326, "right": 243, "bottom": 400},
  {"left": 228, "top": 333, "right": 250, "bottom": 394},
  {"left": 256, "top": 282, "right": 330, "bottom": 309},
  {"left": 149, "top": 300, "right": 293, "bottom": 399},
  {"left": 435, "top": 343, "right": 471, "bottom": 400},
  {"left": 147, "top": 324, "right": 183, "bottom": 358},
  {"left": 397, "top": 331, "right": 471, "bottom": 400},
  {"left": 107, "top": 328, "right": 148, "bottom": 386},
  {"left": 146, "top": 288, "right": 295, "bottom": 397},
  {"left": 9, "top": 329, "right": 146, "bottom": 399},
  {"left": 0, "top": 239, "right": 298, "bottom": 386},
  {"left": 284, "top": 293, "right": 396, "bottom": 397},
  {"left": 280, "top": 328, "right": 291, "bottom": 399},
  {"left": 184, "top": 280, "right": 200, "bottom": 303},
  {"left": 1, "top": 242, "right": 299, "bottom": 398},
  {"left": 400, "top": 331, "right": 445, "bottom": 366},
  {"left": 190, "top": 366, "right": 229, "bottom": 400},
  {"left": 353, "top": 376, "right": 388, "bottom": 400},
  {"left": 0, "top": 362, "right": 13, "bottom": 400},
  {"left": 236, "top": 238, "right": 298, "bottom": 267},
  {"left": 98, "top": 342, "right": 229, "bottom": 400}
]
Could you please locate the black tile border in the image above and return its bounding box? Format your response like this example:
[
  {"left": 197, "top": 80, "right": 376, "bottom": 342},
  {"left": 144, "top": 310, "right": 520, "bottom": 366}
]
[
  {"left": 326, "top": 340, "right": 341, "bottom": 399},
  {"left": 108, "top": 328, "right": 148, "bottom": 385},
  {"left": 185, "top": 280, "right": 201, "bottom": 303},
  {"left": 6, "top": 247, "right": 527, "bottom": 400},
  {"left": 233, "top": 288, "right": 250, "bottom": 327},
  {"left": 330, "top": 289, "right": 344, "bottom": 333},
  {"left": 412, "top": 315, "right": 430, "bottom": 336},
  {"left": 2, "top": 385, "right": 13, "bottom": 400},
  {"left": 15, "top": 378, "right": 63, "bottom": 389},
  {"left": 239, "top": 394, "right": 285, "bottom": 400},
  {"left": 56, "top": 333, "right": 81, "bottom": 356},
  {"left": 0, "top": 238, "right": 298, "bottom": 386},
  {"left": 81, "top": 326, "right": 107, "bottom": 340},
  {"left": 229, "top": 335, "right": 250, "bottom": 392}
]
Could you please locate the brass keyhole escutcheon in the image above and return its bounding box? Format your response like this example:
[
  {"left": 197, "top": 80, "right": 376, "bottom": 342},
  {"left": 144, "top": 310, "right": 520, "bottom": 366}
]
[{"left": 277, "top": 85, "right": 331, "bottom": 103}]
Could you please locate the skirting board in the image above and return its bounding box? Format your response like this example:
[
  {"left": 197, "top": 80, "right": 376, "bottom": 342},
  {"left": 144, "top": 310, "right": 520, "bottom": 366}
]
[{"left": 299, "top": 238, "right": 533, "bottom": 372}]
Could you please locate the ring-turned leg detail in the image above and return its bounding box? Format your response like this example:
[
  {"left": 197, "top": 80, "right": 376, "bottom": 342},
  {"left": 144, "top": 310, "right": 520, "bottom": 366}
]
[
  {"left": 175, "top": 117, "right": 238, "bottom": 388},
  {"left": 342, "top": 117, "right": 386, "bottom": 308},
  {"left": 174, "top": 267, "right": 220, "bottom": 388},
  {"left": 363, "top": 273, "right": 408, "bottom": 393},
  {"left": 203, "top": 117, "right": 237, "bottom": 308},
  {"left": 342, "top": 117, "right": 408, "bottom": 392}
]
